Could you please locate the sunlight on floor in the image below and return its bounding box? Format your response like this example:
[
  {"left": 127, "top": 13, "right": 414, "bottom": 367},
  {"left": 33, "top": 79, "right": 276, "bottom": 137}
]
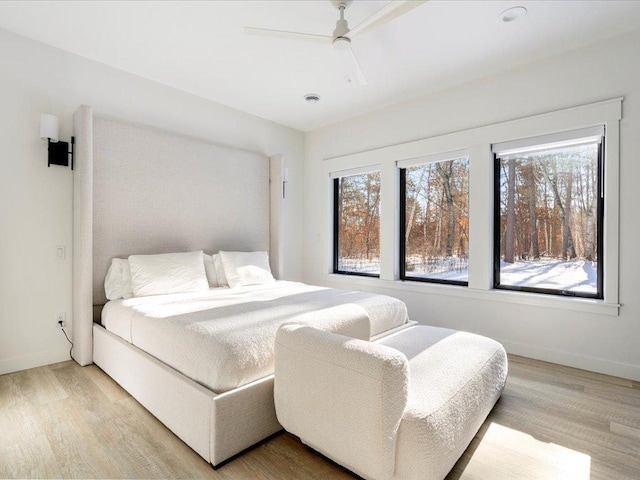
[{"left": 460, "top": 422, "right": 591, "bottom": 479}]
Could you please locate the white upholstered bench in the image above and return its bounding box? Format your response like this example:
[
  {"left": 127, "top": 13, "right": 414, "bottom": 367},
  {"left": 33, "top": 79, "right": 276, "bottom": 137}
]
[{"left": 274, "top": 324, "right": 507, "bottom": 480}]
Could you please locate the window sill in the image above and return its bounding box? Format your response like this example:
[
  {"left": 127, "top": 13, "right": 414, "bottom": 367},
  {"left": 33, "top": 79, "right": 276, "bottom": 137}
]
[{"left": 322, "top": 273, "right": 620, "bottom": 316}]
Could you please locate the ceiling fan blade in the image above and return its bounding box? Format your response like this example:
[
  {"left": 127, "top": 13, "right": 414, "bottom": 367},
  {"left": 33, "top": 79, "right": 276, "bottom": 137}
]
[
  {"left": 348, "top": 0, "right": 427, "bottom": 38},
  {"left": 341, "top": 46, "right": 368, "bottom": 86},
  {"left": 244, "top": 27, "right": 332, "bottom": 43}
]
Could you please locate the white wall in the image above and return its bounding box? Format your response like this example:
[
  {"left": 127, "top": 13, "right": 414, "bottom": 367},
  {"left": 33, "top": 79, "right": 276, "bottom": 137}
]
[
  {"left": 304, "top": 31, "right": 640, "bottom": 381},
  {"left": 0, "top": 29, "right": 305, "bottom": 374}
]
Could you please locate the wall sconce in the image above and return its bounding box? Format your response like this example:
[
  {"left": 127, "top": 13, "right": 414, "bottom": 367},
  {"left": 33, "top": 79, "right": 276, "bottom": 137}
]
[
  {"left": 283, "top": 167, "right": 289, "bottom": 199},
  {"left": 40, "top": 114, "right": 74, "bottom": 170}
]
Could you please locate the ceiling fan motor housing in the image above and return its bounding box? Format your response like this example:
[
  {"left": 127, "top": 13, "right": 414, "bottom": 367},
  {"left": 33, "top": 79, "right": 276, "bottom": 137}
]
[{"left": 332, "top": 36, "right": 351, "bottom": 50}]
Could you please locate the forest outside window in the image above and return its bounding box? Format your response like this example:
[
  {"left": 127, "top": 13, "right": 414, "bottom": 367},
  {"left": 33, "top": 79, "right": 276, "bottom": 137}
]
[
  {"left": 333, "top": 169, "right": 381, "bottom": 277},
  {"left": 399, "top": 155, "right": 469, "bottom": 285},
  {"left": 493, "top": 127, "right": 604, "bottom": 298}
]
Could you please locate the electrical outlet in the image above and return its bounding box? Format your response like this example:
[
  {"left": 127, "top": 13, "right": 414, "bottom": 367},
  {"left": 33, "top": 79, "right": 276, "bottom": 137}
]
[{"left": 56, "top": 312, "right": 66, "bottom": 328}]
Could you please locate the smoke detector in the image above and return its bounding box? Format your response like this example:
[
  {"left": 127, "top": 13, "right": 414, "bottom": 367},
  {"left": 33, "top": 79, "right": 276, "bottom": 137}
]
[
  {"left": 304, "top": 93, "right": 321, "bottom": 104},
  {"left": 500, "top": 6, "right": 527, "bottom": 23}
]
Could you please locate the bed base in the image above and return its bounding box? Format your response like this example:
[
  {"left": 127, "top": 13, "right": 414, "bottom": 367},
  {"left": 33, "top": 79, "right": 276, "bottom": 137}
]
[
  {"left": 93, "top": 320, "right": 416, "bottom": 466},
  {"left": 93, "top": 324, "right": 280, "bottom": 466}
]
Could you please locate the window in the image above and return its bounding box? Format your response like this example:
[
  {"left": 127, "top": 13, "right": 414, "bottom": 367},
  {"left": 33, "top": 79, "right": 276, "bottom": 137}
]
[
  {"left": 493, "top": 127, "right": 604, "bottom": 298},
  {"left": 333, "top": 170, "right": 381, "bottom": 276},
  {"left": 399, "top": 156, "right": 469, "bottom": 285}
]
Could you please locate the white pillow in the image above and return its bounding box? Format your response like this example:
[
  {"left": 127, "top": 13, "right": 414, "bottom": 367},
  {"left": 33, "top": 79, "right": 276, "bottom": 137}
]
[
  {"left": 104, "top": 258, "right": 134, "bottom": 300},
  {"left": 219, "top": 251, "right": 275, "bottom": 288},
  {"left": 213, "top": 253, "right": 229, "bottom": 287},
  {"left": 203, "top": 253, "right": 219, "bottom": 288},
  {"left": 129, "top": 251, "right": 209, "bottom": 297}
]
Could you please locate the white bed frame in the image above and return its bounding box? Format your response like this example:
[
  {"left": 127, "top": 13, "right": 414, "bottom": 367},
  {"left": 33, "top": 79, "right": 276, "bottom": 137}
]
[{"left": 93, "top": 324, "right": 280, "bottom": 465}]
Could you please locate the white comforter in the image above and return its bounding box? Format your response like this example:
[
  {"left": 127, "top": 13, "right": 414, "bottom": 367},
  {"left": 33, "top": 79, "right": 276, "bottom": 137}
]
[{"left": 102, "top": 281, "right": 408, "bottom": 393}]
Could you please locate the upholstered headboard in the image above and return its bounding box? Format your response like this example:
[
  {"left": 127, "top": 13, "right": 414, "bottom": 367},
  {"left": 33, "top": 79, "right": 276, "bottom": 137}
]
[
  {"left": 72, "top": 106, "right": 283, "bottom": 366},
  {"left": 91, "top": 116, "right": 270, "bottom": 306}
]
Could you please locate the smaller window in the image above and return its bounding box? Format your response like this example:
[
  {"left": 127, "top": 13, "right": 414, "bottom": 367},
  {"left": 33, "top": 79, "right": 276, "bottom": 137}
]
[
  {"left": 333, "top": 170, "right": 381, "bottom": 277},
  {"left": 399, "top": 156, "right": 469, "bottom": 285},
  {"left": 493, "top": 128, "right": 604, "bottom": 298}
]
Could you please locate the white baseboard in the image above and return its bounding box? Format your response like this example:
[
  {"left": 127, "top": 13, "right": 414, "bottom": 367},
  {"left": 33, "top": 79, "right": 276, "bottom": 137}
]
[
  {"left": 502, "top": 339, "right": 640, "bottom": 382},
  {"left": 0, "top": 348, "right": 72, "bottom": 375}
]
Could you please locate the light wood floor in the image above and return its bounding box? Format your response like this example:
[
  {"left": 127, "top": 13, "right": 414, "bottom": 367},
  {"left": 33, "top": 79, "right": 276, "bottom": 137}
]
[{"left": 1, "top": 355, "right": 640, "bottom": 479}]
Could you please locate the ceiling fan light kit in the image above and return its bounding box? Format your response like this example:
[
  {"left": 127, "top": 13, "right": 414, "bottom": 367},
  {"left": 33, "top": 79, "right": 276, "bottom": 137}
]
[
  {"left": 244, "top": 1, "right": 426, "bottom": 88},
  {"left": 332, "top": 36, "right": 351, "bottom": 50}
]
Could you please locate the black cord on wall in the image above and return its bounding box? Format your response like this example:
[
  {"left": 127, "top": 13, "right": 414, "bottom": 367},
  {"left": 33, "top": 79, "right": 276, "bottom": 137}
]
[{"left": 59, "top": 322, "right": 73, "bottom": 360}]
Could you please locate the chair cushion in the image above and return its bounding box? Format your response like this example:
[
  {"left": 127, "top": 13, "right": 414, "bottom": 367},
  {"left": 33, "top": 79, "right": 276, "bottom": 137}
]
[{"left": 377, "top": 325, "right": 507, "bottom": 480}]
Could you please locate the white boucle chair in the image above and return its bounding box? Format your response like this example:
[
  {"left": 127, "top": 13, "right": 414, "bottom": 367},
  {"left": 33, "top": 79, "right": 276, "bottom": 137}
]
[{"left": 274, "top": 324, "right": 508, "bottom": 480}]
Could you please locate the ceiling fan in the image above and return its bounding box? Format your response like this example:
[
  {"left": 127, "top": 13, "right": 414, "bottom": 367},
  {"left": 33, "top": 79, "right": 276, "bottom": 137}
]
[{"left": 244, "top": 1, "right": 426, "bottom": 86}]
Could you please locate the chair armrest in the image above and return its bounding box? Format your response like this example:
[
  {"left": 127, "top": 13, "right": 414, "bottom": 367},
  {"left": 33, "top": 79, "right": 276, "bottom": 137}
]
[{"left": 274, "top": 324, "right": 408, "bottom": 480}]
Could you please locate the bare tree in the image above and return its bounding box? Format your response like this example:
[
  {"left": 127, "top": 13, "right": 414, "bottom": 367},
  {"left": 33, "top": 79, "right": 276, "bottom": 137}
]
[
  {"left": 527, "top": 161, "right": 540, "bottom": 258},
  {"left": 562, "top": 165, "right": 576, "bottom": 259},
  {"left": 542, "top": 158, "right": 575, "bottom": 260},
  {"left": 436, "top": 162, "right": 456, "bottom": 257},
  {"left": 405, "top": 167, "right": 427, "bottom": 243},
  {"left": 504, "top": 158, "right": 517, "bottom": 263},
  {"left": 363, "top": 174, "right": 380, "bottom": 260},
  {"left": 584, "top": 161, "right": 597, "bottom": 260}
]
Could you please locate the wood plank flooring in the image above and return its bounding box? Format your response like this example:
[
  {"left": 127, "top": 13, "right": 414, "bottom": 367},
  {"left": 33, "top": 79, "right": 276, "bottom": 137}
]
[{"left": 1, "top": 355, "right": 640, "bottom": 479}]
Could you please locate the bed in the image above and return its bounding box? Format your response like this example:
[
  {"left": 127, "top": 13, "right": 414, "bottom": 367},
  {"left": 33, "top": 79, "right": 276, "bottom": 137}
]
[
  {"left": 73, "top": 107, "right": 412, "bottom": 467},
  {"left": 94, "top": 279, "right": 409, "bottom": 466}
]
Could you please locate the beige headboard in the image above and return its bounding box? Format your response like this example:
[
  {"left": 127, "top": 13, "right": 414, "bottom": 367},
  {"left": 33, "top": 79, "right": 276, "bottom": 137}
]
[
  {"left": 72, "top": 106, "right": 282, "bottom": 366},
  {"left": 91, "top": 116, "right": 270, "bottom": 306}
]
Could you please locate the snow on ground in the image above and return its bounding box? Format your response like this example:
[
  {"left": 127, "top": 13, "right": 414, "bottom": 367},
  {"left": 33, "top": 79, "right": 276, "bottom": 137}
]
[
  {"left": 405, "top": 255, "right": 468, "bottom": 282},
  {"left": 340, "top": 256, "right": 597, "bottom": 294},
  {"left": 500, "top": 258, "right": 597, "bottom": 294},
  {"left": 408, "top": 269, "right": 469, "bottom": 282},
  {"left": 338, "top": 258, "right": 380, "bottom": 275}
]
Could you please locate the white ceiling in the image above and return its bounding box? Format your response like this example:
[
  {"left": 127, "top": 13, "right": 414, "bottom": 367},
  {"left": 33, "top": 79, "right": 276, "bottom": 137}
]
[{"left": 1, "top": 1, "right": 640, "bottom": 132}]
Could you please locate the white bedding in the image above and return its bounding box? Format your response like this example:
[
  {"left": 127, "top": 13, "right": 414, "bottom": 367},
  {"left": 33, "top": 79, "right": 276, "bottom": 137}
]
[{"left": 101, "top": 281, "right": 408, "bottom": 393}]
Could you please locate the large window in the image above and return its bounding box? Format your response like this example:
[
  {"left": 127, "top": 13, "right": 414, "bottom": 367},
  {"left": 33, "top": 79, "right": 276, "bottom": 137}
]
[
  {"left": 400, "top": 156, "right": 469, "bottom": 285},
  {"left": 333, "top": 170, "right": 381, "bottom": 276},
  {"left": 493, "top": 128, "right": 604, "bottom": 298}
]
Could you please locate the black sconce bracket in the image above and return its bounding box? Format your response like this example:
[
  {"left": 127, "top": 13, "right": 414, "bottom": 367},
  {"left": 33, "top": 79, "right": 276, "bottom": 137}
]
[{"left": 47, "top": 136, "right": 75, "bottom": 170}]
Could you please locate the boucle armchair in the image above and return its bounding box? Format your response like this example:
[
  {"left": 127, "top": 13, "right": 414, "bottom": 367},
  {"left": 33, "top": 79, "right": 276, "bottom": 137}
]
[{"left": 274, "top": 324, "right": 507, "bottom": 480}]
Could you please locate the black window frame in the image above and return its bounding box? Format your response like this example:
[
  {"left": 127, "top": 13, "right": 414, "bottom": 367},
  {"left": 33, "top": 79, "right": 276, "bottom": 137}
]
[
  {"left": 399, "top": 164, "right": 469, "bottom": 287},
  {"left": 332, "top": 176, "right": 381, "bottom": 278},
  {"left": 492, "top": 139, "right": 604, "bottom": 299}
]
